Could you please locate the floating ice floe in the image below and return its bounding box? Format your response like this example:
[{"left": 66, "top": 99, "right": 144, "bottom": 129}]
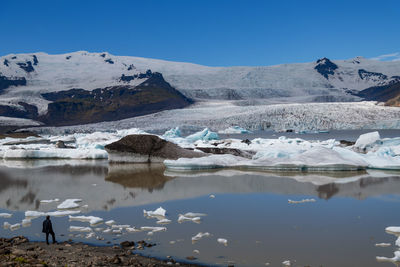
[
  {"left": 182, "top": 212, "right": 207, "bottom": 218},
  {"left": 69, "top": 226, "right": 92, "bottom": 233},
  {"left": 143, "top": 207, "right": 166, "bottom": 218},
  {"left": 112, "top": 229, "right": 122, "bottom": 234},
  {"left": 192, "top": 232, "right": 210, "bottom": 243},
  {"left": 156, "top": 218, "right": 172, "bottom": 224},
  {"left": 25, "top": 210, "right": 81, "bottom": 218},
  {"left": 85, "top": 232, "right": 95, "bottom": 239},
  {"left": 10, "top": 223, "right": 21, "bottom": 231},
  {"left": 21, "top": 219, "right": 31, "bottom": 227},
  {"left": 103, "top": 228, "right": 112, "bottom": 234},
  {"left": 178, "top": 215, "right": 201, "bottom": 224},
  {"left": 140, "top": 226, "right": 166, "bottom": 232},
  {"left": 288, "top": 198, "right": 316, "bottom": 204},
  {"left": 218, "top": 126, "right": 251, "bottom": 134},
  {"left": 69, "top": 215, "right": 104, "bottom": 226},
  {"left": 57, "top": 199, "right": 82, "bottom": 209},
  {"left": 111, "top": 224, "right": 130, "bottom": 229},
  {"left": 0, "top": 213, "right": 12, "bottom": 218},
  {"left": 386, "top": 226, "right": 400, "bottom": 236},
  {"left": 217, "top": 238, "right": 228, "bottom": 246},
  {"left": 376, "top": 251, "right": 400, "bottom": 264},
  {"left": 94, "top": 227, "right": 104, "bottom": 232},
  {"left": 105, "top": 220, "right": 116, "bottom": 226},
  {"left": 40, "top": 198, "right": 60, "bottom": 204},
  {"left": 193, "top": 249, "right": 200, "bottom": 254},
  {"left": 209, "top": 194, "right": 215, "bottom": 198},
  {"left": 282, "top": 260, "right": 291, "bottom": 266},
  {"left": 126, "top": 227, "right": 141, "bottom": 233},
  {"left": 375, "top": 243, "right": 391, "bottom": 247},
  {"left": 3, "top": 222, "right": 11, "bottom": 229}
]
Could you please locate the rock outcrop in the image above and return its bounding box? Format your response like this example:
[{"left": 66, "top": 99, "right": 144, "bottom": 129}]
[{"left": 105, "top": 134, "right": 205, "bottom": 163}]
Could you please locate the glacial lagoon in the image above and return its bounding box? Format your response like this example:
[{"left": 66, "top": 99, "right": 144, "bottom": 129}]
[{"left": 1, "top": 160, "right": 400, "bottom": 267}]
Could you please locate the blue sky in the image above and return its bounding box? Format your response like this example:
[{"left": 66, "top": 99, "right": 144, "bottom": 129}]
[{"left": 1, "top": 0, "right": 399, "bottom": 66}]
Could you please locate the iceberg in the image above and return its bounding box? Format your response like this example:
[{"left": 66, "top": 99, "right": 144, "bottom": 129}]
[
  {"left": 3, "top": 222, "right": 11, "bottom": 229},
  {"left": 162, "top": 127, "right": 181, "bottom": 138},
  {"left": 354, "top": 131, "right": 381, "bottom": 150},
  {"left": 185, "top": 128, "right": 219, "bottom": 143}
]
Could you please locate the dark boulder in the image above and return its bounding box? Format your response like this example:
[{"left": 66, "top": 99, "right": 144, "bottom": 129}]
[{"left": 105, "top": 134, "right": 205, "bottom": 163}]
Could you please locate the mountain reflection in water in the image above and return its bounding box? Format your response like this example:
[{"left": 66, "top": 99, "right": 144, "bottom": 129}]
[{"left": 0, "top": 161, "right": 400, "bottom": 212}]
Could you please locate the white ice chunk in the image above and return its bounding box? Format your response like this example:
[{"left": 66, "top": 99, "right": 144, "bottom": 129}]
[
  {"left": 375, "top": 243, "right": 391, "bottom": 247},
  {"left": 282, "top": 260, "right": 291, "bottom": 266},
  {"left": 178, "top": 215, "right": 201, "bottom": 224},
  {"left": 288, "top": 198, "right": 316, "bottom": 204},
  {"left": 0, "top": 213, "right": 12, "bottom": 218},
  {"left": 386, "top": 226, "right": 400, "bottom": 236},
  {"left": 143, "top": 207, "right": 166, "bottom": 218},
  {"left": 192, "top": 232, "right": 210, "bottom": 243},
  {"left": 112, "top": 229, "right": 122, "bottom": 234},
  {"left": 217, "top": 238, "right": 228, "bottom": 246},
  {"left": 105, "top": 220, "right": 116, "bottom": 226},
  {"left": 85, "top": 232, "right": 95, "bottom": 239},
  {"left": 69, "top": 215, "right": 103, "bottom": 226},
  {"left": 376, "top": 251, "right": 400, "bottom": 263},
  {"left": 182, "top": 212, "right": 207, "bottom": 218},
  {"left": 355, "top": 131, "right": 381, "bottom": 149},
  {"left": 126, "top": 227, "right": 141, "bottom": 233},
  {"left": 21, "top": 219, "right": 31, "bottom": 227},
  {"left": 103, "top": 228, "right": 112, "bottom": 234},
  {"left": 396, "top": 237, "right": 400, "bottom": 247},
  {"left": 193, "top": 249, "right": 200, "bottom": 254},
  {"left": 47, "top": 210, "right": 81, "bottom": 217},
  {"left": 3, "top": 222, "right": 11, "bottom": 229},
  {"left": 69, "top": 226, "right": 92, "bottom": 233},
  {"left": 10, "top": 223, "right": 21, "bottom": 231},
  {"left": 140, "top": 226, "right": 166, "bottom": 232},
  {"left": 111, "top": 224, "right": 130, "bottom": 229},
  {"left": 25, "top": 210, "right": 46, "bottom": 218},
  {"left": 156, "top": 219, "right": 172, "bottom": 224},
  {"left": 40, "top": 198, "right": 60, "bottom": 203},
  {"left": 57, "top": 199, "right": 82, "bottom": 209}
]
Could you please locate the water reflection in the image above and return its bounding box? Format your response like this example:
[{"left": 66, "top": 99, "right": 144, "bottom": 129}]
[
  {"left": 1, "top": 161, "right": 400, "bottom": 267},
  {"left": 0, "top": 161, "right": 400, "bottom": 212},
  {"left": 106, "top": 163, "right": 173, "bottom": 191}
]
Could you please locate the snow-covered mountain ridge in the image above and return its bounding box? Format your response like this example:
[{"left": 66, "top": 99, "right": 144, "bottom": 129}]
[{"left": 1, "top": 51, "right": 400, "bottom": 127}]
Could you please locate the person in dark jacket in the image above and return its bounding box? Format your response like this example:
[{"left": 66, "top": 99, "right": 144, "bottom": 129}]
[{"left": 42, "top": 215, "right": 56, "bottom": 244}]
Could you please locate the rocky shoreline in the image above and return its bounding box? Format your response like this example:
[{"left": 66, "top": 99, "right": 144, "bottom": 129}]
[{"left": 0, "top": 236, "right": 203, "bottom": 267}]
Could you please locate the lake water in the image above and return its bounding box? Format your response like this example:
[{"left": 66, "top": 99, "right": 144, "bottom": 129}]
[
  {"left": 1, "top": 130, "right": 400, "bottom": 266},
  {"left": 1, "top": 161, "right": 400, "bottom": 266}
]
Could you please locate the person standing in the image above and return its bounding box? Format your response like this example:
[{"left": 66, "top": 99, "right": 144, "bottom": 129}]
[{"left": 42, "top": 215, "right": 56, "bottom": 244}]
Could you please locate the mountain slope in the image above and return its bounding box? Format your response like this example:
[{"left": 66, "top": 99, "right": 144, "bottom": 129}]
[{"left": 0, "top": 51, "right": 400, "bottom": 126}]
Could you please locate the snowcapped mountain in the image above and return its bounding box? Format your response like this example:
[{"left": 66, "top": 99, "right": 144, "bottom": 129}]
[{"left": 0, "top": 51, "right": 399, "bottom": 126}]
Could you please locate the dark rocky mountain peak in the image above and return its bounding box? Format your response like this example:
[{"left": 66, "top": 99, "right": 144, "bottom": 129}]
[{"left": 314, "top": 57, "right": 338, "bottom": 79}]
